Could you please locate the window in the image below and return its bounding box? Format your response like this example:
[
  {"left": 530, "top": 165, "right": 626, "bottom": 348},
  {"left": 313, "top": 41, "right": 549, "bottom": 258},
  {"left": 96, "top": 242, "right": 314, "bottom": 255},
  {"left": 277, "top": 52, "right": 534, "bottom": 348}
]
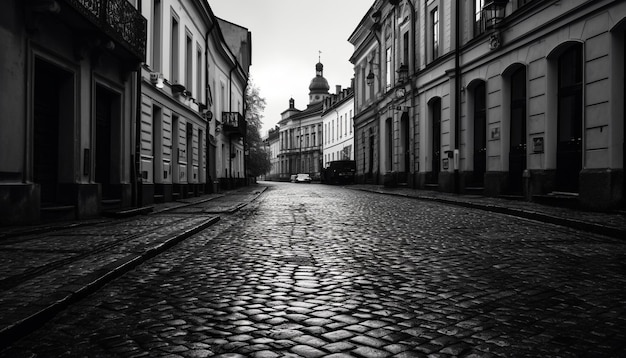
[
  {"left": 403, "top": 32, "right": 409, "bottom": 65},
  {"left": 185, "top": 32, "right": 192, "bottom": 91},
  {"left": 385, "top": 47, "right": 392, "bottom": 91},
  {"left": 350, "top": 110, "right": 353, "bottom": 133},
  {"left": 432, "top": 8, "right": 439, "bottom": 60},
  {"left": 151, "top": 0, "right": 161, "bottom": 71},
  {"left": 196, "top": 47, "right": 202, "bottom": 99},
  {"left": 171, "top": 14, "right": 179, "bottom": 83},
  {"left": 475, "top": 0, "right": 485, "bottom": 36},
  {"left": 340, "top": 115, "right": 343, "bottom": 138}
]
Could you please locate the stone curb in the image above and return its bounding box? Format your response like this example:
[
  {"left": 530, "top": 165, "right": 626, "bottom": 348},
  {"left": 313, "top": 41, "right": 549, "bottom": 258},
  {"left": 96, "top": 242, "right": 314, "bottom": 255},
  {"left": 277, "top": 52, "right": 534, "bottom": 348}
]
[{"left": 353, "top": 188, "right": 626, "bottom": 240}]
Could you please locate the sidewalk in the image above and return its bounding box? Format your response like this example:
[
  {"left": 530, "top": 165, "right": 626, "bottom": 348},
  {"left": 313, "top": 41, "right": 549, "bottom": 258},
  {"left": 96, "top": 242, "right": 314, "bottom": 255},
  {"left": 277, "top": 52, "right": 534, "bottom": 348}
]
[
  {"left": 350, "top": 184, "right": 626, "bottom": 240},
  {"left": 0, "top": 185, "right": 267, "bottom": 349}
]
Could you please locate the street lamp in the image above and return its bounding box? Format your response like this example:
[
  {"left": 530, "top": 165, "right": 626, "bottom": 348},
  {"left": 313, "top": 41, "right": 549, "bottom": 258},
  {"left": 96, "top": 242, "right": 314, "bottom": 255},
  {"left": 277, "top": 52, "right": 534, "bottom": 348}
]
[{"left": 483, "top": 0, "right": 508, "bottom": 29}]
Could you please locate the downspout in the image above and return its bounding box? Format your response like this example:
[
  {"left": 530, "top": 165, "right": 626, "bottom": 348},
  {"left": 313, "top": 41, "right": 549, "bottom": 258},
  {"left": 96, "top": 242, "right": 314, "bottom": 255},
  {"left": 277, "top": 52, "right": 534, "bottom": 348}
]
[
  {"left": 454, "top": 0, "right": 461, "bottom": 193},
  {"left": 133, "top": 0, "right": 143, "bottom": 207},
  {"left": 205, "top": 22, "right": 217, "bottom": 190},
  {"left": 228, "top": 64, "right": 236, "bottom": 180}
]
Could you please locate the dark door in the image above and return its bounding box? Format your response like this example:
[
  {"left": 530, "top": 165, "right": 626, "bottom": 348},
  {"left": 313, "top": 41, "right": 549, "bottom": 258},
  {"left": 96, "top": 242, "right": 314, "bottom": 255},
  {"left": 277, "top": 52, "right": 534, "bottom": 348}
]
[
  {"left": 509, "top": 68, "right": 527, "bottom": 194},
  {"left": 473, "top": 82, "right": 487, "bottom": 187},
  {"left": 430, "top": 99, "right": 441, "bottom": 184},
  {"left": 556, "top": 44, "right": 583, "bottom": 193},
  {"left": 402, "top": 113, "right": 410, "bottom": 182},
  {"left": 95, "top": 86, "right": 113, "bottom": 198},
  {"left": 34, "top": 59, "right": 62, "bottom": 204}
]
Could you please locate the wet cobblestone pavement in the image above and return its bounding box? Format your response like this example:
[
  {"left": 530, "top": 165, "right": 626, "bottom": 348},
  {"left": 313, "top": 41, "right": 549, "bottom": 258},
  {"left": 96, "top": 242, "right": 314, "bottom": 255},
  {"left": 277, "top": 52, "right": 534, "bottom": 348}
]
[{"left": 2, "top": 182, "right": 626, "bottom": 357}]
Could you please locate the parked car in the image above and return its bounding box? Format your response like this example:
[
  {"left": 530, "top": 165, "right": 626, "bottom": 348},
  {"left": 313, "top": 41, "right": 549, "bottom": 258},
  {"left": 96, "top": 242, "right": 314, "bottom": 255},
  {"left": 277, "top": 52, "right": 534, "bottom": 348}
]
[
  {"left": 290, "top": 174, "right": 297, "bottom": 182},
  {"left": 294, "top": 173, "right": 312, "bottom": 183}
]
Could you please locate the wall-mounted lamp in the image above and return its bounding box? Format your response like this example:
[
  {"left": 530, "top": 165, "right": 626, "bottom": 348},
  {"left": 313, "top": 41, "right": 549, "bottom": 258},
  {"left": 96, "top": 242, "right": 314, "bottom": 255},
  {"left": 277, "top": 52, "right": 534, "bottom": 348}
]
[
  {"left": 149, "top": 72, "right": 164, "bottom": 89},
  {"left": 396, "top": 63, "right": 409, "bottom": 84},
  {"left": 366, "top": 71, "right": 376, "bottom": 86},
  {"left": 483, "top": 0, "right": 508, "bottom": 29}
]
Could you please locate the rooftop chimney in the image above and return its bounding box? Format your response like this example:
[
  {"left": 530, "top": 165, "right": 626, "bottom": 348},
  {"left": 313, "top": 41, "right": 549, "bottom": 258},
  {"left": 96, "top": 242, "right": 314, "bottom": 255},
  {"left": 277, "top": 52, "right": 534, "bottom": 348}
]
[{"left": 336, "top": 85, "right": 342, "bottom": 95}]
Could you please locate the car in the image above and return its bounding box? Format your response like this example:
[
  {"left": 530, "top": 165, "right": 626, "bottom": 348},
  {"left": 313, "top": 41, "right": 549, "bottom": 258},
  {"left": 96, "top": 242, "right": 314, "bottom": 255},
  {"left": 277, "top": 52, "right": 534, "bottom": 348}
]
[{"left": 294, "top": 173, "right": 312, "bottom": 183}]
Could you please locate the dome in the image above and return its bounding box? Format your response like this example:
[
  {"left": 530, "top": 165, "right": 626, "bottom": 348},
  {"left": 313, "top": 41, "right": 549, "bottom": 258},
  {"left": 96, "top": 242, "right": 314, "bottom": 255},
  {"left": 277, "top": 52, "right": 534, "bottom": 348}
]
[{"left": 309, "top": 75, "right": 330, "bottom": 94}]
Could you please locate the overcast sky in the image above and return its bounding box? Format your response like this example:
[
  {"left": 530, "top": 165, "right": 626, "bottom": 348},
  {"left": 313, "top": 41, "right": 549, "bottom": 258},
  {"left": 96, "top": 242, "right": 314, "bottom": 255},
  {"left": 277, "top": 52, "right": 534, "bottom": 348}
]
[{"left": 208, "top": 0, "right": 373, "bottom": 136}]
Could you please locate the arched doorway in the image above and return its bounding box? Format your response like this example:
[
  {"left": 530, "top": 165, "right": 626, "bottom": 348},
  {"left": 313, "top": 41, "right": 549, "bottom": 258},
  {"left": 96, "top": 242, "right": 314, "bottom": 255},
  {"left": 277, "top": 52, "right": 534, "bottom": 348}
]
[
  {"left": 472, "top": 81, "right": 487, "bottom": 187},
  {"left": 555, "top": 44, "right": 583, "bottom": 193},
  {"left": 429, "top": 98, "right": 441, "bottom": 185},
  {"left": 509, "top": 67, "right": 527, "bottom": 194}
]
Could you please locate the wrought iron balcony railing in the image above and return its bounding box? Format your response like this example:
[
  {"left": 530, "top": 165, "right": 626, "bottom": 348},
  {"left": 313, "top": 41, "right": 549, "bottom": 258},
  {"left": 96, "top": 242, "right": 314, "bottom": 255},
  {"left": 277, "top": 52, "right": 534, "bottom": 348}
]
[
  {"left": 64, "top": 0, "right": 147, "bottom": 61},
  {"left": 221, "top": 112, "right": 247, "bottom": 138}
]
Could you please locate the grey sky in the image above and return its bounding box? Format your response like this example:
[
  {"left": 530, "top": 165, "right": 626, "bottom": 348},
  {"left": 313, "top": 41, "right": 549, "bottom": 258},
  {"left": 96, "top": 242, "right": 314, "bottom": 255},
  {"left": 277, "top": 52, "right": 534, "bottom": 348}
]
[{"left": 208, "top": 0, "right": 373, "bottom": 135}]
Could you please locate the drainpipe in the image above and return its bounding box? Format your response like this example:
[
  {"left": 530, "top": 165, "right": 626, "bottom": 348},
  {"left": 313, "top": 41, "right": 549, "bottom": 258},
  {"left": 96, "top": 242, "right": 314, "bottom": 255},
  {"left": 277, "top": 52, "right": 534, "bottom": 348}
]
[
  {"left": 205, "top": 22, "right": 217, "bottom": 190},
  {"left": 454, "top": 0, "right": 461, "bottom": 193},
  {"left": 133, "top": 0, "right": 143, "bottom": 207},
  {"left": 228, "top": 64, "right": 236, "bottom": 182}
]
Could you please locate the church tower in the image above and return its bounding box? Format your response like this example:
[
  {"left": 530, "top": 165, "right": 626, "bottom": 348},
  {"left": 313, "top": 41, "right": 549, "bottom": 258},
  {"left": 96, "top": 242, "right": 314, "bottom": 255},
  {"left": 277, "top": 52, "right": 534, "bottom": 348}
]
[{"left": 308, "top": 61, "right": 330, "bottom": 104}]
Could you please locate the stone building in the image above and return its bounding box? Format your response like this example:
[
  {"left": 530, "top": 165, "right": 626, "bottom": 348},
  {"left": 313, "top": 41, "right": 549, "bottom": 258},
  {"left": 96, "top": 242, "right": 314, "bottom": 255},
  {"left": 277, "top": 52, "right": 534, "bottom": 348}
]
[
  {"left": 139, "top": 0, "right": 250, "bottom": 203},
  {"left": 0, "top": 0, "right": 146, "bottom": 224},
  {"left": 277, "top": 62, "right": 330, "bottom": 180},
  {"left": 350, "top": 0, "right": 626, "bottom": 210}
]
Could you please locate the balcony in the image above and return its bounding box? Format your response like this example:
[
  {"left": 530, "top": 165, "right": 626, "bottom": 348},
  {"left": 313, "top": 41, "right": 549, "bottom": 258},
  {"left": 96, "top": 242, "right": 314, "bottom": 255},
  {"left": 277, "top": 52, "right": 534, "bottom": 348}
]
[
  {"left": 221, "top": 112, "right": 247, "bottom": 138},
  {"left": 62, "top": 0, "right": 147, "bottom": 62}
]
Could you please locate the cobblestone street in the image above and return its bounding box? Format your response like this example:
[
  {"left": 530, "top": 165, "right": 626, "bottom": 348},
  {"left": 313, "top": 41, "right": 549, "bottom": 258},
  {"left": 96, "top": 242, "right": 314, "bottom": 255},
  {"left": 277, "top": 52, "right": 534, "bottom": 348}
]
[{"left": 2, "top": 182, "right": 626, "bottom": 357}]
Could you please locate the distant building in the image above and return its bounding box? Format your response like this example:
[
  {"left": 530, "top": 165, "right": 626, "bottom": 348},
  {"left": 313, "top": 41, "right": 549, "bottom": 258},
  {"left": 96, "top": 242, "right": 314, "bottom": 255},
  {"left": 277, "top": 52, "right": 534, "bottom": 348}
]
[
  {"left": 322, "top": 86, "right": 355, "bottom": 167},
  {"left": 277, "top": 62, "right": 330, "bottom": 180},
  {"left": 263, "top": 126, "right": 281, "bottom": 181}
]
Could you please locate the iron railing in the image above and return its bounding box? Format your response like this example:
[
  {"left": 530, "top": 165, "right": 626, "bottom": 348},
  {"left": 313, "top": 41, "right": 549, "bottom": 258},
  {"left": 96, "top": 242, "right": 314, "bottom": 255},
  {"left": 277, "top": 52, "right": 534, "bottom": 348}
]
[{"left": 65, "top": 0, "right": 147, "bottom": 61}]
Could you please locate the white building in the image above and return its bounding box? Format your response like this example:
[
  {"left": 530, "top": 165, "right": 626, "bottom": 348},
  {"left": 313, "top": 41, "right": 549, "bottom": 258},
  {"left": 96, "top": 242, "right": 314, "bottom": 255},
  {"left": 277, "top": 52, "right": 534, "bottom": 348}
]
[
  {"left": 322, "top": 86, "right": 355, "bottom": 167},
  {"left": 139, "top": 0, "right": 250, "bottom": 203}
]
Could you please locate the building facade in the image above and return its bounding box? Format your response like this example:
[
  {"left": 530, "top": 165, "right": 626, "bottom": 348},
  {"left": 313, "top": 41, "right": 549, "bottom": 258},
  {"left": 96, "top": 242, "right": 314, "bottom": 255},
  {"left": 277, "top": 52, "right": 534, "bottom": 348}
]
[
  {"left": 263, "top": 126, "right": 281, "bottom": 181},
  {"left": 322, "top": 86, "right": 356, "bottom": 167},
  {"left": 138, "top": 0, "right": 250, "bottom": 204},
  {"left": 0, "top": 0, "right": 146, "bottom": 224},
  {"left": 351, "top": 0, "right": 626, "bottom": 210},
  {"left": 277, "top": 62, "right": 330, "bottom": 180}
]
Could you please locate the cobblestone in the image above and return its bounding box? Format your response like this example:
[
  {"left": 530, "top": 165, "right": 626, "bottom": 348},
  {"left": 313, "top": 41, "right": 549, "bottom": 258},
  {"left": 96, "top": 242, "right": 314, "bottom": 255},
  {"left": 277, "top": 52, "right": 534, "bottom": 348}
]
[{"left": 2, "top": 182, "right": 626, "bottom": 357}]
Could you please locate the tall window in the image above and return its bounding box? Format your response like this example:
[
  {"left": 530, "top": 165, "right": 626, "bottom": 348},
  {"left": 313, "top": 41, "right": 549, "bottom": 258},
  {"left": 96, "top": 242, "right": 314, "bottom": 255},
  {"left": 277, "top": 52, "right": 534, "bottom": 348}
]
[
  {"left": 196, "top": 47, "right": 202, "bottom": 98},
  {"left": 350, "top": 110, "right": 353, "bottom": 133},
  {"left": 151, "top": 0, "right": 161, "bottom": 71},
  {"left": 185, "top": 32, "right": 192, "bottom": 90},
  {"left": 432, "top": 8, "right": 439, "bottom": 60},
  {"left": 171, "top": 15, "right": 179, "bottom": 83},
  {"left": 403, "top": 32, "right": 409, "bottom": 65},
  {"left": 475, "top": 0, "right": 485, "bottom": 36},
  {"left": 385, "top": 47, "right": 392, "bottom": 91}
]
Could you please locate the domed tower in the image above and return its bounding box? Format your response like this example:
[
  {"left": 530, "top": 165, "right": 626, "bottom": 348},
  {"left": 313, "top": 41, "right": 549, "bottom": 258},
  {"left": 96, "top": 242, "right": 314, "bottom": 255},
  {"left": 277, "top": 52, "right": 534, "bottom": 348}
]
[{"left": 308, "top": 62, "right": 330, "bottom": 104}]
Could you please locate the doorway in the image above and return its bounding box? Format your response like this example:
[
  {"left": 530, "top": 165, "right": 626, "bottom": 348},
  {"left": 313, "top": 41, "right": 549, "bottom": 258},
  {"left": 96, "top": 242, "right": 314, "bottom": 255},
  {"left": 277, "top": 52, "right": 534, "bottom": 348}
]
[
  {"left": 95, "top": 85, "right": 119, "bottom": 199},
  {"left": 401, "top": 112, "right": 410, "bottom": 183},
  {"left": 509, "top": 67, "right": 527, "bottom": 194},
  {"left": 33, "top": 59, "right": 72, "bottom": 204},
  {"left": 429, "top": 98, "right": 441, "bottom": 185},
  {"left": 556, "top": 44, "right": 583, "bottom": 193},
  {"left": 472, "top": 82, "right": 487, "bottom": 187}
]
